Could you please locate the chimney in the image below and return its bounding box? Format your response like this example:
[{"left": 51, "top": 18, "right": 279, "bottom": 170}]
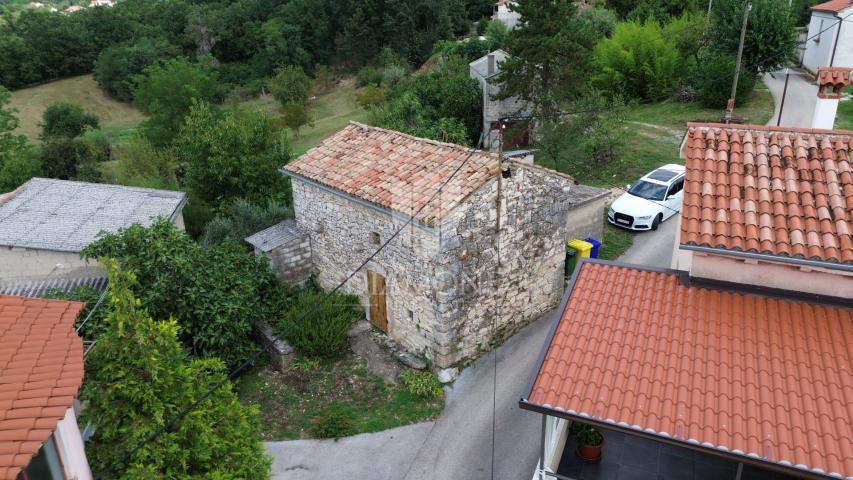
[
  {"left": 487, "top": 53, "right": 496, "bottom": 76},
  {"left": 811, "top": 66, "right": 852, "bottom": 129}
]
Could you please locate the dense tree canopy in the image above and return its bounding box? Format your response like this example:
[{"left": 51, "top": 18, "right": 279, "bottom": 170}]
[
  {"left": 709, "top": 0, "right": 798, "bottom": 73},
  {"left": 94, "top": 38, "right": 181, "bottom": 102},
  {"left": 0, "top": 86, "right": 36, "bottom": 191},
  {"left": 81, "top": 261, "right": 271, "bottom": 479},
  {"left": 39, "top": 102, "right": 100, "bottom": 140}
]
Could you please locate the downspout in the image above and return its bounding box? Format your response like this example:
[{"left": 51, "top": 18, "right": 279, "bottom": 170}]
[{"left": 830, "top": 12, "right": 843, "bottom": 66}]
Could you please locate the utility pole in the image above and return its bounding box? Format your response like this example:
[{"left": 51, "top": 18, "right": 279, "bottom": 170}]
[
  {"left": 776, "top": 68, "right": 791, "bottom": 127},
  {"left": 726, "top": 1, "right": 752, "bottom": 122},
  {"left": 707, "top": 0, "right": 713, "bottom": 16}
]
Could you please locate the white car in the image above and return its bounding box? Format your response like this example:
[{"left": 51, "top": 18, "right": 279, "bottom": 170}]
[{"left": 608, "top": 164, "right": 685, "bottom": 231}]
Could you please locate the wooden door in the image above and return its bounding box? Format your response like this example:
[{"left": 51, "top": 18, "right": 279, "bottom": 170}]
[{"left": 367, "top": 270, "right": 388, "bottom": 332}]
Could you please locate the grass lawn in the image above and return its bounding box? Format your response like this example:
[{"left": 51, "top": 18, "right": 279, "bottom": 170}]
[
  {"left": 7, "top": 74, "right": 146, "bottom": 141},
  {"left": 236, "top": 354, "right": 443, "bottom": 441},
  {"left": 836, "top": 86, "right": 853, "bottom": 130},
  {"left": 599, "top": 219, "right": 635, "bottom": 261},
  {"left": 242, "top": 81, "right": 370, "bottom": 157}
]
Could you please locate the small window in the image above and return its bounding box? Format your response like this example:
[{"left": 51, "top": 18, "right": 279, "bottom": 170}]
[
  {"left": 408, "top": 310, "right": 415, "bottom": 322},
  {"left": 667, "top": 178, "right": 684, "bottom": 197},
  {"left": 370, "top": 232, "right": 381, "bottom": 245}
]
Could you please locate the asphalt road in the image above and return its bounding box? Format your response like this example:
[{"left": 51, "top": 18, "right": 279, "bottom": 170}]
[
  {"left": 266, "top": 220, "right": 679, "bottom": 480},
  {"left": 764, "top": 69, "right": 817, "bottom": 128}
]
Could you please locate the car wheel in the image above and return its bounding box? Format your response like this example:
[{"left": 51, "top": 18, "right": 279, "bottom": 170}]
[{"left": 651, "top": 214, "right": 662, "bottom": 231}]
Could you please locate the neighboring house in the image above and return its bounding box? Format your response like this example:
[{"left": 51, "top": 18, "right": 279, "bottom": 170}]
[
  {"left": 522, "top": 121, "right": 852, "bottom": 480},
  {"left": 0, "top": 295, "right": 92, "bottom": 480},
  {"left": 245, "top": 219, "right": 312, "bottom": 287},
  {"left": 801, "top": 0, "right": 853, "bottom": 73},
  {"left": 492, "top": 0, "right": 521, "bottom": 30},
  {"left": 273, "top": 122, "right": 607, "bottom": 369},
  {"left": 469, "top": 50, "right": 533, "bottom": 152},
  {"left": 89, "top": 0, "right": 113, "bottom": 6},
  {"left": 0, "top": 178, "right": 187, "bottom": 283},
  {"left": 26, "top": 2, "right": 45, "bottom": 9},
  {"left": 672, "top": 123, "right": 853, "bottom": 298},
  {"left": 62, "top": 5, "right": 84, "bottom": 13}
]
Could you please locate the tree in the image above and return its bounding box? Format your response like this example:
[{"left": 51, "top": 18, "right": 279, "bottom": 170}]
[
  {"left": 592, "top": 20, "right": 681, "bottom": 100},
  {"left": 176, "top": 101, "right": 290, "bottom": 209},
  {"left": 80, "top": 260, "right": 271, "bottom": 479},
  {"left": 201, "top": 198, "right": 293, "bottom": 247},
  {"left": 94, "top": 38, "right": 180, "bottom": 101},
  {"left": 82, "top": 219, "right": 285, "bottom": 370},
  {"left": 491, "top": 0, "right": 599, "bottom": 116},
  {"left": 39, "top": 102, "right": 100, "bottom": 140},
  {"left": 0, "top": 87, "right": 27, "bottom": 167},
  {"left": 132, "top": 57, "right": 222, "bottom": 147},
  {"left": 606, "top": 0, "right": 701, "bottom": 20},
  {"left": 269, "top": 65, "right": 312, "bottom": 107},
  {"left": 0, "top": 86, "right": 37, "bottom": 190},
  {"left": 709, "top": 0, "right": 798, "bottom": 73},
  {"left": 0, "top": 151, "right": 41, "bottom": 192},
  {"left": 281, "top": 102, "right": 314, "bottom": 137},
  {"left": 39, "top": 136, "right": 109, "bottom": 181}
]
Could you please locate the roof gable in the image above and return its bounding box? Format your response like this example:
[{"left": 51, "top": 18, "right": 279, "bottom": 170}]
[
  {"left": 680, "top": 123, "right": 853, "bottom": 265},
  {"left": 811, "top": 0, "right": 853, "bottom": 13},
  {"left": 283, "top": 123, "right": 500, "bottom": 226}
]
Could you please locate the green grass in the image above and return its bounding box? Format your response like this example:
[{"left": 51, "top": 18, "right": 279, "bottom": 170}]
[
  {"left": 8, "top": 74, "right": 146, "bottom": 142},
  {"left": 599, "top": 219, "right": 636, "bottom": 261},
  {"left": 242, "top": 81, "right": 370, "bottom": 157},
  {"left": 836, "top": 85, "right": 853, "bottom": 130},
  {"left": 236, "top": 354, "right": 443, "bottom": 440}
]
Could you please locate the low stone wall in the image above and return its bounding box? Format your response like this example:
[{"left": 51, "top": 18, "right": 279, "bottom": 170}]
[{"left": 253, "top": 320, "right": 293, "bottom": 372}]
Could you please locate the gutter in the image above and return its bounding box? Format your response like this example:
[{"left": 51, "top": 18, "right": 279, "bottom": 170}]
[
  {"left": 680, "top": 243, "right": 853, "bottom": 273},
  {"left": 280, "top": 169, "right": 438, "bottom": 233}
]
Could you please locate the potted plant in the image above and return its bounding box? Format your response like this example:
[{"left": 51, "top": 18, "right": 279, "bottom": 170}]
[{"left": 572, "top": 422, "right": 604, "bottom": 461}]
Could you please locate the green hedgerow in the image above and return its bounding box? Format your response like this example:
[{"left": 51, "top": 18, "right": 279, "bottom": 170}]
[
  {"left": 400, "top": 370, "right": 444, "bottom": 399},
  {"left": 312, "top": 403, "right": 356, "bottom": 439}
]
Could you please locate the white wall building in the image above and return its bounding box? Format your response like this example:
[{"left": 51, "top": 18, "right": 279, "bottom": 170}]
[
  {"left": 0, "top": 178, "right": 186, "bottom": 283},
  {"left": 492, "top": 0, "right": 522, "bottom": 30},
  {"left": 801, "top": 0, "right": 853, "bottom": 73},
  {"left": 469, "top": 50, "right": 533, "bottom": 152}
]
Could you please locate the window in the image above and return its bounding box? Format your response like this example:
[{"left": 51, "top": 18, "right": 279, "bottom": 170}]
[
  {"left": 667, "top": 178, "right": 684, "bottom": 197},
  {"left": 22, "top": 436, "right": 64, "bottom": 480},
  {"left": 408, "top": 310, "right": 415, "bottom": 322},
  {"left": 370, "top": 232, "right": 380, "bottom": 245},
  {"left": 628, "top": 181, "right": 667, "bottom": 201}
]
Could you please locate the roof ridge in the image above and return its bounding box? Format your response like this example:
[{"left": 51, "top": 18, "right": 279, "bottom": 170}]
[
  {"left": 346, "top": 122, "right": 498, "bottom": 158},
  {"left": 686, "top": 122, "right": 853, "bottom": 137}
]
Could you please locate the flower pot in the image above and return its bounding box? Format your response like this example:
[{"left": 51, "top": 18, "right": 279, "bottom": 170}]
[{"left": 575, "top": 434, "right": 604, "bottom": 462}]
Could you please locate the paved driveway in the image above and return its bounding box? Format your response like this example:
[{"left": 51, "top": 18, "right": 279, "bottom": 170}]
[
  {"left": 266, "top": 223, "right": 679, "bottom": 480},
  {"left": 764, "top": 69, "right": 817, "bottom": 128}
]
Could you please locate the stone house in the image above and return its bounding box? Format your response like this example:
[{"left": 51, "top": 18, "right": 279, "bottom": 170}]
[
  {"left": 492, "top": 0, "right": 522, "bottom": 30},
  {"left": 275, "top": 122, "right": 607, "bottom": 369},
  {"left": 0, "top": 178, "right": 187, "bottom": 284},
  {"left": 801, "top": 0, "right": 853, "bottom": 74},
  {"left": 469, "top": 50, "right": 533, "bottom": 152}
]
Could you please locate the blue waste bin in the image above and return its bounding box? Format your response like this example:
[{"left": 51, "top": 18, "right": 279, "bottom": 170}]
[{"left": 584, "top": 237, "right": 602, "bottom": 259}]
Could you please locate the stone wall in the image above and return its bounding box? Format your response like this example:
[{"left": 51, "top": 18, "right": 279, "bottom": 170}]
[
  {"left": 260, "top": 232, "right": 313, "bottom": 286},
  {"left": 291, "top": 180, "right": 445, "bottom": 359},
  {"left": 565, "top": 191, "right": 607, "bottom": 243}
]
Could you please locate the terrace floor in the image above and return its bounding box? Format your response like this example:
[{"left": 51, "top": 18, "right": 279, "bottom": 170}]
[{"left": 557, "top": 429, "right": 801, "bottom": 480}]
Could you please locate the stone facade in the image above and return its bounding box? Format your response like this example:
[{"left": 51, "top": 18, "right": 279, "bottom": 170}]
[
  {"left": 246, "top": 220, "right": 313, "bottom": 286},
  {"left": 290, "top": 160, "right": 607, "bottom": 368}
]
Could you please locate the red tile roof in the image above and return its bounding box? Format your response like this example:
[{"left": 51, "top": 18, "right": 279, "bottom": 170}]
[
  {"left": 680, "top": 123, "right": 853, "bottom": 265},
  {"left": 282, "top": 123, "right": 500, "bottom": 226},
  {"left": 818, "top": 67, "right": 853, "bottom": 99},
  {"left": 524, "top": 261, "right": 853, "bottom": 479},
  {"left": 811, "top": 0, "right": 853, "bottom": 12},
  {"left": 0, "top": 296, "right": 85, "bottom": 480}
]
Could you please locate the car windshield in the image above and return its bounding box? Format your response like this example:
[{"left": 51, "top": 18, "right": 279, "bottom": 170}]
[{"left": 628, "top": 180, "right": 667, "bottom": 201}]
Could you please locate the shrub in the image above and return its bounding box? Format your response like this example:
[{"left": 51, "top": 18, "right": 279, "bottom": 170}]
[
  {"left": 45, "top": 285, "right": 110, "bottom": 340},
  {"left": 277, "top": 287, "right": 362, "bottom": 359},
  {"left": 201, "top": 198, "right": 294, "bottom": 247},
  {"left": 571, "top": 422, "right": 603, "bottom": 446},
  {"left": 592, "top": 19, "right": 681, "bottom": 100},
  {"left": 39, "top": 102, "right": 99, "bottom": 140},
  {"left": 382, "top": 65, "right": 407, "bottom": 87},
  {"left": 269, "top": 65, "right": 312, "bottom": 106},
  {"left": 693, "top": 50, "right": 757, "bottom": 109},
  {"left": 356, "top": 67, "right": 383, "bottom": 87},
  {"left": 355, "top": 86, "right": 386, "bottom": 110},
  {"left": 401, "top": 370, "right": 444, "bottom": 399},
  {"left": 312, "top": 403, "right": 356, "bottom": 439}
]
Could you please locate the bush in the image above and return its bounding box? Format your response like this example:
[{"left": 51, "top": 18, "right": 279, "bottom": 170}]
[
  {"left": 693, "top": 50, "right": 757, "bottom": 108},
  {"left": 39, "top": 102, "right": 99, "bottom": 140},
  {"left": 401, "top": 370, "right": 444, "bottom": 399},
  {"left": 93, "top": 38, "right": 179, "bottom": 102},
  {"left": 592, "top": 19, "right": 681, "bottom": 100},
  {"left": 201, "top": 198, "right": 294, "bottom": 247},
  {"left": 311, "top": 403, "right": 356, "bottom": 439},
  {"left": 382, "top": 65, "right": 407, "bottom": 87},
  {"left": 269, "top": 65, "right": 312, "bottom": 106},
  {"left": 356, "top": 67, "right": 383, "bottom": 87},
  {"left": 277, "top": 287, "right": 362, "bottom": 359}
]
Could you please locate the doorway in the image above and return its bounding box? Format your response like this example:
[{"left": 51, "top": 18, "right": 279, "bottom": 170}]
[{"left": 367, "top": 270, "right": 388, "bottom": 332}]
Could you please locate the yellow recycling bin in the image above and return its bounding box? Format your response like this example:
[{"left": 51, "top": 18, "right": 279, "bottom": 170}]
[
  {"left": 564, "top": 239, "right": 593, "bottom": 283},
  {"left": 567, "top": 239, "right": 593, "bottom": 259}
]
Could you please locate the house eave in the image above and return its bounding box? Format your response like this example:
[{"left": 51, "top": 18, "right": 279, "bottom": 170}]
[{"left": 679, "top": 243, "right": 853, "bottom": 273}]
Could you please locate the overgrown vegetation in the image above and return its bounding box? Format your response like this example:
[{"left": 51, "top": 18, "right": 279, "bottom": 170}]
[
  {"left": 82, "top": 219, "right": 286, "bottom": 369},
  {"left": 45, "top": 284, "right": 110, "bottom": 340},
  {"left": 401, "top": 370, "right": 445, "bottom": 399},
  {"left": 277, "top": 285, "right": 363, "bottom": 359},
  {"left": 82, "top": 261, "right": 271, "bottom": 479},
  {"left": 237, "top": 355, "right": 444, "bottom": 440}
]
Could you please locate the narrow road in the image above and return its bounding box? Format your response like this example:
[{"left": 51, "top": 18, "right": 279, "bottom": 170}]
[{"left": 764, "top": 69, "right": 818, "bottom": 128}]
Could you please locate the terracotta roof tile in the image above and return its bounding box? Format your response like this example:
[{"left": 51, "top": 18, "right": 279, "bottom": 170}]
[
  {"left": 525, "top": 261, "right": 853, "bottom": 480},
  {"left": 0, "top": 295, "right": 84, "bottom": 479},
  {"left": 282, "top": 122, "right": 501, "bottom": 226},
  {"left": 681, "top": 124, "right": 853, "bottom": 265}
]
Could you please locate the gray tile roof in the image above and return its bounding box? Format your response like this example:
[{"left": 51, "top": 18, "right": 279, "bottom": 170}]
[
  {"left": 0, "top": 178, "right": 187, "bottom": 252},
  {"left": 245, "top": 219, "right": 303, "bottom": 252},
  {"left": 0, "top": 275, "right": 108, "bottom": 299}
]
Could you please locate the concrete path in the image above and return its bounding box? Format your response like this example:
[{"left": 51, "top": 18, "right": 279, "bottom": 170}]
[
  {"left": 265, "top": 224, "right": 679, "bottom": 480},
  {"left": 764, "top": 69, "right": 818, "bottom": 128},
  {"left": 266, "top": 423, "right": 434, "bottom": 480}
]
